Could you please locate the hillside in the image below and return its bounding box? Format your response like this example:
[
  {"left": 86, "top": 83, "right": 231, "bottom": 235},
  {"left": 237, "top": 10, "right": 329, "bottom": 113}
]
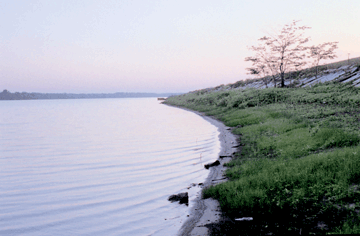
[
  {"left": 165, "top": 57, "right": 360, "bottom": 235},
  {"left": 193, "top": 57, "right": 360, "bottom": 93}
]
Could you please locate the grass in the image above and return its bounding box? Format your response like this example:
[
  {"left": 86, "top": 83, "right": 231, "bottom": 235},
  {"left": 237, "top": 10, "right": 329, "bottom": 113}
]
[
  {"left": 165, "top": 81, "right": 360, "bottom": 235},
  {"left": 320, "top": 57, "right": 360, "bottom": 70}
]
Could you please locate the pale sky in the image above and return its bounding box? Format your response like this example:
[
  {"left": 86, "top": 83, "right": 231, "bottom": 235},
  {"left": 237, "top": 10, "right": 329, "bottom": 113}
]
[{"left": 1, "top": 0, "right": 359, "bottom": 93}]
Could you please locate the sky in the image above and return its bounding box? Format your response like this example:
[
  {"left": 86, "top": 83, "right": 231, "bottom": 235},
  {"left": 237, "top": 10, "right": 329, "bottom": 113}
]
[{"left": 1, "top": 0, "right": 359, "bottom": 93}]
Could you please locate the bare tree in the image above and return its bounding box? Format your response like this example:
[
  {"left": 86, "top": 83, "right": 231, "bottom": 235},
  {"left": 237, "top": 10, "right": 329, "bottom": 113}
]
[
  {"left": 308, "top": 42, "right": 338, "bottom": 79},
  {"left": 246, "top": 20, "right": 311, "bottom": 87},
  {"left": 261, "top": 20, "right": 311, "bottom": 87}
]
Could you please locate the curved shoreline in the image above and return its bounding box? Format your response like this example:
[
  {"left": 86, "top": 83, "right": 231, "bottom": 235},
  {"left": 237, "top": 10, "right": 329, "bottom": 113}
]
[{"left": 164, "top": 104, "right": 239, "bottom": 236}]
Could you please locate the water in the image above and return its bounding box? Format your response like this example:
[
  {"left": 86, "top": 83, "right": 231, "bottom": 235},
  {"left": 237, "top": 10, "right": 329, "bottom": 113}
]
[{"left": 0, "top": 98, "right": 220, "bottom": 235}]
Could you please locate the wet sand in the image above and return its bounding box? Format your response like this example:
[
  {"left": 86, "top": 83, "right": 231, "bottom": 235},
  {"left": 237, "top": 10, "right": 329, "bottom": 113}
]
[{"left": 164, "top": 105, "right": 239, "bottom": 236}]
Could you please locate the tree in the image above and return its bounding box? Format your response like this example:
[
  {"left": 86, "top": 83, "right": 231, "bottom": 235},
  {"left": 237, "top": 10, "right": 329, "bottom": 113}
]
[
  {"left": 308, "top": 42, "right": 338, "bottom": 79},
  {"left": 246, "top": 20, "right": 311, "bottom": 87}
]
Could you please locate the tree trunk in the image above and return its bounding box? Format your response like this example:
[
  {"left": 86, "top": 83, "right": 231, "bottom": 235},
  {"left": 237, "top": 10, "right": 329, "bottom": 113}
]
[
  {"left": 264, "top": 77, "right": 268, "bottom": 88},
  {"left": 281, "top": 72, "right": 285, "bottom": 88},
  {"left": 273, "top": 76, "right": 277, "bottom": 88}
]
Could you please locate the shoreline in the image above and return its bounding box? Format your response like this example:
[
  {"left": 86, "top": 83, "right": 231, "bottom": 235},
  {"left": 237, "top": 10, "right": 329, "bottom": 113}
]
[{"left": 164, "top": 104, "right": 239, "bottom": 236}]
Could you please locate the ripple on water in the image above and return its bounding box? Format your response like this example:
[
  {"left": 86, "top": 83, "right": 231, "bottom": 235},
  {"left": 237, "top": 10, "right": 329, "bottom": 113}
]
[{"left": 0, "top": 98, "right": 220, "bottom": 235}]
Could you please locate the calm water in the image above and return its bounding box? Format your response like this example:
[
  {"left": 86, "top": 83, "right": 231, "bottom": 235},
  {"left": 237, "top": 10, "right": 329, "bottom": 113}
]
[{"left": 0, "top": 98, "right": 220, "bottom": 235}]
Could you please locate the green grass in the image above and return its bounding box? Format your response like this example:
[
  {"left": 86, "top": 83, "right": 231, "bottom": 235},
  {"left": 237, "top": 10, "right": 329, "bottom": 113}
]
[
  {"left": 329, "top": 213, "right": 360, "bottom": 234},
  {"left": 165, "top": 82, "right": 360, "bottom": 235},
  {"left": 207, "top": 146, "right": 360, "bottom": 212},
  {"left": 320, "top": 56, "right": 360, "bottom": 70}
]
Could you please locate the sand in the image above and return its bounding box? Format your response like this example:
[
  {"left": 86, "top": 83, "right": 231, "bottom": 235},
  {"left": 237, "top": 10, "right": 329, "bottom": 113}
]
[{"left": 165, "top": 106, "right": 239, "bottom": 236}]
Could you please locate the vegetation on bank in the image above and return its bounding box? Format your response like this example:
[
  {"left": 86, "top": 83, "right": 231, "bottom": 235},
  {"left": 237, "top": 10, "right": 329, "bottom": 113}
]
[{"left": 165, "top": 81, "right": 360, "bottom": 235}]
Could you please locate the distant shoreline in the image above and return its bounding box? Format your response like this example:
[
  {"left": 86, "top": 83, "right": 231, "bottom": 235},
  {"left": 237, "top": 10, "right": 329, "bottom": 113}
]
[{"left": 0, "top": 89, "right": 181, "bottom": 101}]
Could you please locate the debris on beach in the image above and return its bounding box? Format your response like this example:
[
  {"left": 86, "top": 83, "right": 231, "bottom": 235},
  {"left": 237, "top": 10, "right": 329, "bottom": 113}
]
[
  {"left": 204, "top": 160, "right": 220, "bottom": 169},
  {"left": 235, "top": 217, "right": 253, "bottom": 221},
  {"left": 219, "top": 155, "right": 232, "bottom": 158},
  {"left": 187, "top": 183, "right": 197, "bottom": 189}
]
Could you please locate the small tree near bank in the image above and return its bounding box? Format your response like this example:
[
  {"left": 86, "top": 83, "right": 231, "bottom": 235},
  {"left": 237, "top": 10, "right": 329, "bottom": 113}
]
[
  {"left": 245, "top": 20, "right": 340, "bottom": 88},
  {"left": 246, "top": 20, "right": 312, "bottom": 87},
  {"left": 308, "top": 42, "right": 338, "bottom": 79}
]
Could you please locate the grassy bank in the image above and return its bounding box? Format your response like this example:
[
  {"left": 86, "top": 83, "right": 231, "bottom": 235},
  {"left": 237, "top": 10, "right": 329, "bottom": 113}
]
[{"left": 165, "top": 81, "right": 360, "bottom": 235}]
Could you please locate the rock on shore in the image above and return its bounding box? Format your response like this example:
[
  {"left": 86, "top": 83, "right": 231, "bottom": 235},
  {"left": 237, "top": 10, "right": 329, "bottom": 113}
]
[{"left": 168, "top": 192, "right": 189, "bottom": 204}]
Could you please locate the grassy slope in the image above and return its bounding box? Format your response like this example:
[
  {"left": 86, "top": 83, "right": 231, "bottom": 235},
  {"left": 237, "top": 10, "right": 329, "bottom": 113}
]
[
  {"left": 209, "top": 57, "right": 360, "bottom": 91},
  {"left": 165, "top": 81, "right": 360, "bottom": 235}
]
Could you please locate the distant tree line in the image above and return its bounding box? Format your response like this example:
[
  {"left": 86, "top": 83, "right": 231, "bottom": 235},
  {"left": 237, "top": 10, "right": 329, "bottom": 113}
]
[
  {"left": 245, "top": 20, "right": 338, "bottom": 88},
  {"left": 0, "top": 89, "right": 179, "bottom": 100}
]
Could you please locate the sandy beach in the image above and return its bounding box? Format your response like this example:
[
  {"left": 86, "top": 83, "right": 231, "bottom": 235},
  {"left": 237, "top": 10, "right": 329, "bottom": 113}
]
[{"left": 164, "top": 105, "right": 239, "bottom": 236}]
